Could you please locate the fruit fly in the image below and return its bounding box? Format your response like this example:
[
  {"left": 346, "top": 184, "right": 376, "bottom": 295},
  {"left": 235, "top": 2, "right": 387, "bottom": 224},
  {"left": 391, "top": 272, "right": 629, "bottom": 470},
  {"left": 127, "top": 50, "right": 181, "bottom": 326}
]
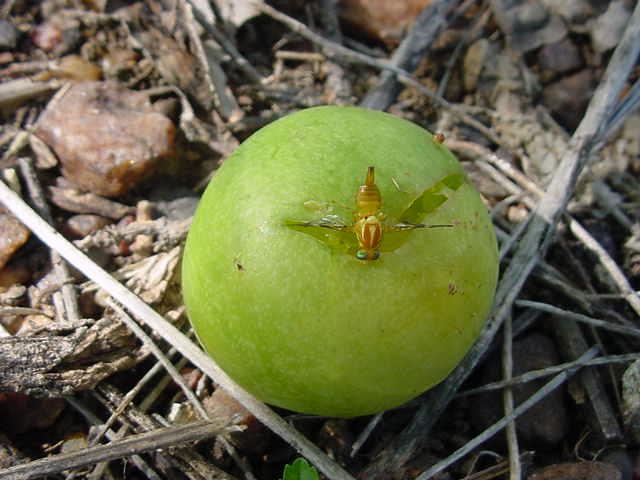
[{"left": 291, "top": 166, "right": 453, "bottom": 261}]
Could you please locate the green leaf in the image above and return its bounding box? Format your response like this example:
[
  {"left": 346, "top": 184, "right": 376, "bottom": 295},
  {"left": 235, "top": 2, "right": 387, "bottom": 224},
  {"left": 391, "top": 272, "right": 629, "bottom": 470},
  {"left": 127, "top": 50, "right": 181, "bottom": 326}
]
[{"left": 282, "top": 458, "right": 319, "bottom": 480}]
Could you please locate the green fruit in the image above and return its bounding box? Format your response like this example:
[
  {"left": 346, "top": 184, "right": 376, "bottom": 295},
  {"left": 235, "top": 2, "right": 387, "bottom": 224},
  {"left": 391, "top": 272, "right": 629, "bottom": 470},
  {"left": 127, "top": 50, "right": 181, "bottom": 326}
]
[{"left": 182, "top": 106, "right": 498, "bottom": 418}]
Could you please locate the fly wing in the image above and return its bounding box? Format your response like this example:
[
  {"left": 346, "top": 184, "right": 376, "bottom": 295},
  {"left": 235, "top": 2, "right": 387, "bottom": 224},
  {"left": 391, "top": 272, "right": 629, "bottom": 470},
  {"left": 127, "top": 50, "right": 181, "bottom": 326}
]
[
  {"left": 389, "top": 222, "right": 453, "bottom": 231},
  {"left": 286, "top": 214, "right": 352, "bottom": 232}
]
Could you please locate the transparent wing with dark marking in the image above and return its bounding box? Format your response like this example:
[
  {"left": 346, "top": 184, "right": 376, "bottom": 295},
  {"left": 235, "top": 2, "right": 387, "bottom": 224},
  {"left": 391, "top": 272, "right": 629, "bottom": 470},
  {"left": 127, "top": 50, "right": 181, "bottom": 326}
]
[
  {"left": 286, "top": 214, "right": 352, "bottom": 232},
  {"left": 388, "top": 222, "right": 453, "bottom": 232}
]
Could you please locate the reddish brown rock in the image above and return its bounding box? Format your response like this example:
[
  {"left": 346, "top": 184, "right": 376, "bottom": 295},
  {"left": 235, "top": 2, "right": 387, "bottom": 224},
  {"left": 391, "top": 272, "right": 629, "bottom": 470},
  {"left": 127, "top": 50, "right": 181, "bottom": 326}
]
[
  {"left": 339, "top": 0, "right": 433, "bottom": 45},
  {"left": 528, "top": 462, "right": 621, "bottom": 480},
  {"left": 0, "top": 393, "right": 65, "bottom": 435},
  {"left": 36, "top": 82, "right": 176, "bottom": 197},
  {"left": 203, "top": 388, "right": 271, "bottom": 454},
  {"left": 0, "top": 209, "right": 29, "bottom": 270}
]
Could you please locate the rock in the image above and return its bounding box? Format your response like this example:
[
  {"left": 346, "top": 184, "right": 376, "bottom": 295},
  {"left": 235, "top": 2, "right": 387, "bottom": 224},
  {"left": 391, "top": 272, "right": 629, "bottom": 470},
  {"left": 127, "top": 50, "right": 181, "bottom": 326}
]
[
  {"left": 527, "top": 462, "right": 621, "bottom": 480},
  {"left": 0, "top": 20, "right": 19, "bottom": 50},
  {"left": 622, "top": 359, "right": 640, "bottom": 443},
  {"left": 317, "top": 419, "right": 353, "bottom": 464},
  {"left": 542, "top": 69, "right": 596, "bottom": 131},
  {"left": 0, "top": 263, "right": 31, "bottom": 291},
  {"left": 600, "top": 449, "right": 634, "bottom": 480},
  {"left": 538, "top": 38, "right": 583, "bottom": 78},
  {"left": 464, "top": 39, "right": 490, "bottom": 91},
  {"left": 339, "top": 0, "right": 433, "bottom": 45},
  {"left": 203, "top": 388, "right": 271, "bottom": 454},
  {"left": 491, "top": 0, "right": 567, "bottom": 53},
  {"left": 36, "top": 82, "right": 176, "bottom": 197},
  {"left": 516, "top": 1, "right": 549, "bottom": 29},
  {"left": 30, "top": 21, "right": 62, "bottom": 52},
  {"left": 472, "top": 332, "right": 568, "bottom": 447},
  {"left": 30, "top": 16, "right": 82, "bottom": 56},
  {"left": 0, "top": 393, "right": 65, "bottom": 435},
  {"left": 0, "top": 209, "right": 30, "bottom": 270},
  {"left": 590, "top": 1, "right": 631, "bottom": 53},
  {"left": 64, "top": 214, "right": 111, "bottom": 239},
  {"left": 149, "top": 186, "right": 199, "bottom": 221},
  {"left": 542, "top": 0, "right": 596, "bottom": 26}
]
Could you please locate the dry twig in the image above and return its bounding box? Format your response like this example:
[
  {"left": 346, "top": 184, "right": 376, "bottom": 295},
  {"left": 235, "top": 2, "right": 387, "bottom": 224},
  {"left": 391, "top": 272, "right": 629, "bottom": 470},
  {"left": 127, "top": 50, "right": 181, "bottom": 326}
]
[{"left": 0, "top": 420, "right": 232, "bottom": 480}]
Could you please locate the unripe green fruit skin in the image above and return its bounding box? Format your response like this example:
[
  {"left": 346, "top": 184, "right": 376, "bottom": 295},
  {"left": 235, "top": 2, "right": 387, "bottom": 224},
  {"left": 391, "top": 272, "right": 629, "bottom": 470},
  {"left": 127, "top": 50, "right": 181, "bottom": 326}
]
[{"left": 182, "top": 106, "right": 498, "bottom": 418}]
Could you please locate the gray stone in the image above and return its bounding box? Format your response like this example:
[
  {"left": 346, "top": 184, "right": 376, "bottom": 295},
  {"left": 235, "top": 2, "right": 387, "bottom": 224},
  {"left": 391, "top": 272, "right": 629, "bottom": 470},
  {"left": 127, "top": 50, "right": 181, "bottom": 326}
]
[
  {"left": 472, "top": 332, "right": 568, "bottom": 447},
  {"left": 538, "top": 38, "right": 583, "bottom": 76},
  {"left": 0, "top": 20, "right": 19, "bottom": 50},
  {"left": 591, "top": 1, "right": 631, "bottom": 53},
  {"left": 542, "top": 69, "right": 596, "bottom": 130}
]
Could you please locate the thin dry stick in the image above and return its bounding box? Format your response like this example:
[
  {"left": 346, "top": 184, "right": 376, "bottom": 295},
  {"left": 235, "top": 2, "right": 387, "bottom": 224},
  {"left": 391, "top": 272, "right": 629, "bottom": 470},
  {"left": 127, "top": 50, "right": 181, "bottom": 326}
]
[
  {"left": 0, "top": 182, "right": 355, "bottom": 480},
  {"left": 107, "top": 299, "right": 209, "bottom": 419},
  {"left": 361, "top": 6, "right": 640, "bottom": 476},
  {"left": 515, "top": 300, "right": 640, "bottom": 338},
  {"left": 66, "top": 397, "right": 164, "bottom": 480},
  {"left": 187, "top": 0, "right": 264, "bottom": 84},
  {"left": 457, "top": 140, "right": 640, "bottom": 317},
  {"left": 459, "top": 352, "right": 640, "bottom": 397},
  {"left": 18, "top": 157, "right": 80, "bottom": 322},
  {"left": 178, "top": 0, "right": 240, "bottom": 120},
  {"left": 360, "top": 0, "right": 460, "bottom": 110},
  {"left": 415, "top": 347, "right": 599, "bottom": 480},
  {"left": 0, "top": 420, "right": 230, "bottom": 480},
  {"left": 351, "top": 412, "right": 384, "bottom": 458},
  {"left": 567, "top": 218, "right": 640, "bottom": 316},
  {"left": 502, "top": 314, "right": 521, "bottom": 480}
]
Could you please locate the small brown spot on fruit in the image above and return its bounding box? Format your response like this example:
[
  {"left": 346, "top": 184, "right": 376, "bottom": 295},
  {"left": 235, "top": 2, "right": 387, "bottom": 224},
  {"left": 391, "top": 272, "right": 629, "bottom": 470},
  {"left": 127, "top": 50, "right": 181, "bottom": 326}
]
[
  {"left": 234, "top": 258, "right": 244, "bottom": 271},
  {"left": 448, "top": 283, "right": 457, "bottom": 295}
]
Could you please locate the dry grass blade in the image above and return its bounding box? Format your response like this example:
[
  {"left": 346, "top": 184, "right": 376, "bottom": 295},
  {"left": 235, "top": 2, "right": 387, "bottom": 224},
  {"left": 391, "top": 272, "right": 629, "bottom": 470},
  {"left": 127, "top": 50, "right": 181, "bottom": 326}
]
[
  {"left": 459, "top": 353, "right": 640, "bottom": 397},
  {"left": 415, "top": 347, "right": 599, "bottom": 480},
  {"left": 517, "top": 300, "right": 640, "bottom": 337},
  {"left": 502, "top": 315, "right": 521, "bottom": 480},
  {"left": 0, "top": 419, "right": 230, "bottom": 480},
  {"left": 0, "top": 182, "right": 354, "bottom": 480}
]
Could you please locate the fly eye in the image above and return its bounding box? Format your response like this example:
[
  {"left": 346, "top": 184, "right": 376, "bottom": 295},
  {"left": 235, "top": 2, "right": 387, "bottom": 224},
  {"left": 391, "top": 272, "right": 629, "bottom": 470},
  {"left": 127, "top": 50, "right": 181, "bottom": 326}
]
[
  {"left": 356, "top": 250, "right": 379, "bottom": 261},
  {"left": 356, "top": 250, "right": 369, "bottom": 260}
]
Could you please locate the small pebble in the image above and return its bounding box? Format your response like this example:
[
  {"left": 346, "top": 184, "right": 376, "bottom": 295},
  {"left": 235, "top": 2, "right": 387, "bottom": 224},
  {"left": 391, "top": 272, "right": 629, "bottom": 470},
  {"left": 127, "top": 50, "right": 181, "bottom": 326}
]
[
  {"left": 0, "top": 20, "right": 19, "bottom": 50},
  {"left": 600, "top": 449, "right": 634, "bottom": 480},
  {"left": 203, "top": 389, "right": 271, "bottom": 454},
  {"left": 516, "top": 1, "right": 549, "bottom": 29},
  {"left": 0, "top": 211, "right": 30, "bottom": 270},
  {"left": 464, "top": 39, "right": 490, "bottom": 92},
  {"left": 538, "top": 38, "right": 583, "bottom": 78},
  {"left": 542, "top": 69, "right": 595, "bottom": 131},
  {"left": 35, "top": 82, "right": 176, "bottom": 197},
  {"left": 64, "top": 214, "right": 111, "bottom": 239},
  {"left": 528, "top": 461, "right": 621, "bottom": 480},
  {"left": 338, "top": 0, "right": 432, "bottom": 45},
  {"left": 472, "top": 333, "right": 568, "bottom": 447}
]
